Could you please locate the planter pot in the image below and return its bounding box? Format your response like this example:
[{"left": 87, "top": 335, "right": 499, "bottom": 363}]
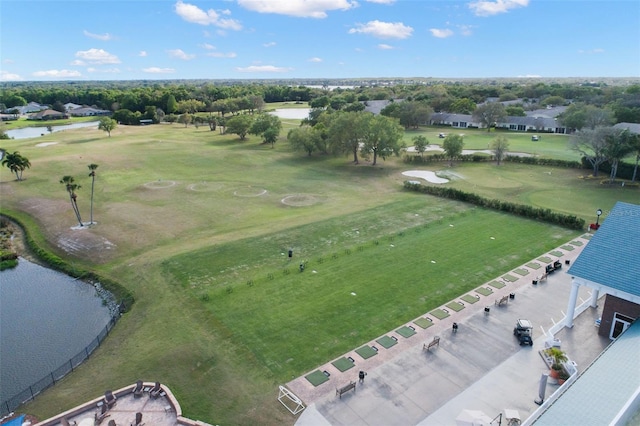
[{"left": 549, "top": 368, "right": 561, "bottom": 380}]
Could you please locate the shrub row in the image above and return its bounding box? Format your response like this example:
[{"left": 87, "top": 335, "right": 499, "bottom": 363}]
[
  {"left": 0, "top": 213, "right": 135, "bottom": 311},
  {"left": 404, "top": 153, "right": 584, "bottom": 168},
  {"left": 402, "top": 181, "right": 585, "bottom": 230}
]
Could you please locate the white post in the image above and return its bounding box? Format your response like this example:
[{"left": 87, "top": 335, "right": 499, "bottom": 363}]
[
  {"left": 565, "top": 280, "right": 580, "bottom": 328},
  {"left": 590, "top": 288, "right": 599, "bottom": 308}
]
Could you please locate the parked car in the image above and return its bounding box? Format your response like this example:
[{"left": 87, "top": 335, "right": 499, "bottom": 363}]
[{"left": 513, "top": 319, "right": 534, "bottom": 346}]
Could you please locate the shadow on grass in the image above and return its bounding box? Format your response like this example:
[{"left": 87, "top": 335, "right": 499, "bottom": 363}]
[{"left": 67, "top": 137, "right": 102, "bottom": 144}]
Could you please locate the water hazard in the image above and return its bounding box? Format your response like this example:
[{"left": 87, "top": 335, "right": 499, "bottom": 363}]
[
  {"left": 0, "top": 259, "right": 113, "bottom": 403},
  {"left": 5, "top": 121, "right": 100, "bottom": 140}
]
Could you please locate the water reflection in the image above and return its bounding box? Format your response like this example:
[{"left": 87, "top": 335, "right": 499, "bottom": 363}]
[{"left": 5, "top": 121, "right": 100, "bottom": 140}]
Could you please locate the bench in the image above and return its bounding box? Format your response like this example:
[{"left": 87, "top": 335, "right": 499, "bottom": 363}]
[
  {"left": 423, "top": 336, "right": 440, "bottom": 351},
  {"left": 336, "top": 381, "right": 356, "bottom": 398},
  {"left": 495, "top": 295, "right": 509, "bottom": 306}
]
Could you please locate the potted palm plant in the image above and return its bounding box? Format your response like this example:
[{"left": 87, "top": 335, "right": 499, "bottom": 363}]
[{"left": 547, "top": 347, "right": 567, "bottom": 379}]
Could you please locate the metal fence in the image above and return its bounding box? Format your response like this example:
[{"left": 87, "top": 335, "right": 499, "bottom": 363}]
[{"left": 1, "top": 314, "right": 119, "bottom": 417}]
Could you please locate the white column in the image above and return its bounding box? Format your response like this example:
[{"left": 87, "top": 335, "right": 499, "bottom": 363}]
[
  {"left": 590, "top": 288, "right": 599, "bottom": 308},
  {"left": 565, "top": 280, "right": 580, "bottom": 328}
]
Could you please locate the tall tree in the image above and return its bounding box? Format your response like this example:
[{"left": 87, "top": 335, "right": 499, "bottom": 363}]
[
  {"left": 60, "top": 175, "right": 83, "bottom": 227},
  {"left": 603, "top": 128, "right": 635, "bottom": 183},
  {"left": 1, "top": 151, "right": 31, "bottom": 181},
  {"left": 412, "top": 135, "right": 428, "bottom": 157},
  {"left": 472, "top": 102, "right": 506, "bottom": 132},
  {"left": 98, "top": 117, "right": 117, "bottom": 137},
  {"left": 178, "top": 113, "right": 192, "bottom": 127},
  {"left": 225, "top": 114, "right": 254, "bottom": 140},
  {"left": 570, "top": 127, "right": 609, "bottom": 176},
  {"left": 249, "top": 113, "right": 282, "bottom": 147},
  {"left": 490, "top": 135, "right": 510, "bottom": 165},
  {"left": 87, "top": 164, "right": 99, "bottom": 225},
  {"left": 360, "top": 115, "right": 404, "bottom": 165},
  {"left": 166, "top": 94, "right": 177, "bottom": 114},
  {"left": 326, "top": 111, "right": 368, "bottom": 164},
  {"left": 442, "top": 134, "right": 464, "bottom": 162},
  {"left": 288, "top": 126, "right": 322, "bottom": 156}
]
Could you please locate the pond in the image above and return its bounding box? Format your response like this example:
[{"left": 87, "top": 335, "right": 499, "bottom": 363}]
[
  {"left": 269, "top": 108, "right": 311, "bottom": 120},
  {"left": 0, "top": 259, "right": 114, "bottom": 404},
  {"left": 5, "top": 121, "right": 100, "bottom": 140}
]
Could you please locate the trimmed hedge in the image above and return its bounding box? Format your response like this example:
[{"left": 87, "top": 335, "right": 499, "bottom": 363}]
[
  {"left": 0, "top": 213, "right": 135, "bottom": 311},
  {"left": 403, "top": 181, "right": 585, "bottom": 230},
  {"left": 403, "top": 153, "right": 584, "bottom": 168}
]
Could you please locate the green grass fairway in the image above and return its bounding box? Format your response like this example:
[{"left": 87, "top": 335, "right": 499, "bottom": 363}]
[{"left": 1, "top": 118, "right": 636, "bottom": 425}]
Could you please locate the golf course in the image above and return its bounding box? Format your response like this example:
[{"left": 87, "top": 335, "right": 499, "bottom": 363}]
[{"left": 1, "top": 110, "right": 637, "bottom": 425}]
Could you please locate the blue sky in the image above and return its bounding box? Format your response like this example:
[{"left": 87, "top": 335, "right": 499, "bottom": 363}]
[{"left": 1, "top": 0, "right": 639, "bottom": 81}]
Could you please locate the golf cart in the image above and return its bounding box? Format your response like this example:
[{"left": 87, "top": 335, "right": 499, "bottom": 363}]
[{"left": 513, "top": 319, "right": 533, "bottom": 346}]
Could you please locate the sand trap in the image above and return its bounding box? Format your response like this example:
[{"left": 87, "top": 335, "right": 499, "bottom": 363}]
[
  {"left": 36, "top": 142, "right": 58, "bottom": 147},
  {"left": 402, "top": 170, "right": 449, "bottom": 184}
]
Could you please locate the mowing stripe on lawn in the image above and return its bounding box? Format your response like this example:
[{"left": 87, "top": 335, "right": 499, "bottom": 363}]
[
  {"left": 489, "top": 281, "right": 506, "bottom": 289},
  {"left": 514, "top": 268, "right": 529, "bottom": 276},
  {"left": 306, "top": 370, "right": 330, "bottom": 386},
  {"left": 355, "top": 345, "right": 378, "bottom": 360},
  {"left": 526, "top": 262, "right": 541, "bottom": 269},
  {"left": 430, "top": 308, "right": 450, "bottom": 320},
  {"left": 376, "top": 335, "right": 398, "bottom": 349},
  {"left": 414, "top": 317, "right": 434, "bottom": 329},
  {"left": 461, "top": 294, "right": 479, "bottom": 304},
  {"left": 476, "top": 287, "right": 493, "bottom": 296},
  {"left": 331, "top": 357, "right": 355, "bottom": 372},
  {"left": 446, "top": 301, "right": 465, "bottom": 312},
  {"left": 396, "top": 326, "right": 417, "bottom": 338}
]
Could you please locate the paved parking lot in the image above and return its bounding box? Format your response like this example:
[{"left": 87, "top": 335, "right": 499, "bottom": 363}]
[{"left": 292, "top": 236, "right": 611, "bottom": 426}]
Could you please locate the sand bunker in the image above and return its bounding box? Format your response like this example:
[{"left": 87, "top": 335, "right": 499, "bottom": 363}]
[
  {"left": 233, "top": 186, "right": 267, "bottom": 197},
  {"left": 36, "top": 142, "right": 58, "bottom": 147},
  {"left": 144, "top": 180, "right": 176, "bottom": 189},
  {"left": 402, "top": 170, "right": 449, "bottom": 184},
  {"left": 281, "top": 194, "right": 320, "bottom": 207}
]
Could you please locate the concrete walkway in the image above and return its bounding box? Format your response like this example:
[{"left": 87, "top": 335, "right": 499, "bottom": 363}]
[{"left": 291, "top": 235, "right": 611, "bottom": 426}]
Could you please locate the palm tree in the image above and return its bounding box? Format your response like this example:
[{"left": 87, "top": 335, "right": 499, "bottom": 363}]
[
  {"left": 60, "top": 175, "right": 83, "bottom": 227},
  {"left": 1, "top": 151, "right": 31, "bottom": 181},
  {"left": 87, "top": 163, "right": 99, "bottom": 225}
]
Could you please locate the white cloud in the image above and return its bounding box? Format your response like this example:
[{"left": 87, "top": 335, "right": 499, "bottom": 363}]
[
  {"left": 200, "top": 43, "right": 216, "bottom": 50},
  {"left": 237, "top": 0, "right": 356, "bottom": 18},
  {"left": 83, "top": 30, "right": 113, "bottom": 41},
  {"left": 70, "top": 60, "right": 87, "bottom": 66},
  {"left": 167, "top": 49, "right": 196, "bottom": 60},
  {"left": 143, "top": 67, "right": 176, "bottom": 74},
  {"left": 430, "top": 28, "right": 454, "bottom": 38},
  {"left": 263, "top": 41, "right": 277, "bottom": 47},
  {"left": 365, "top": 0, "right": 396, "bottom": 3},
  {"left": 235, "top": 65, "right": 292, "bottom": 73},
  {"left": 32, "top": 69, "right": 82, "bottom": 78},
  {"left": 468, "top": 0, "right": 529, "bottom": 17},
  {"left": 348, "top": 20, "right": 413, "bottom": 39},
  {"left": 75, "top": 48, "right": 121, "bottom": 64},
  {"left": 308, "top": 57, "right": 323, "bottom": 62},
  {"left": 206, "top": 51, "right": 237, "bottom": 58},
  {"left": 139, "top": 51, "right": 148, "bottom": 57},
  {"left": 0, "top": 70, "right": 23, "bottom": 81},
  {"left": 578, "top": 48, "right": 605, "bottom": 54},
  {"left": 175, "top": 1, "right": 242, "bottom": 30},
  {"left": 87, "top": 67, "right": 121, "bottom": 74},
  {"left": 377, "top": 44, "right": 394, "bottom": 50},
  {"left": 458, "top": 25, "right": 474, "bottom": 36}
]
